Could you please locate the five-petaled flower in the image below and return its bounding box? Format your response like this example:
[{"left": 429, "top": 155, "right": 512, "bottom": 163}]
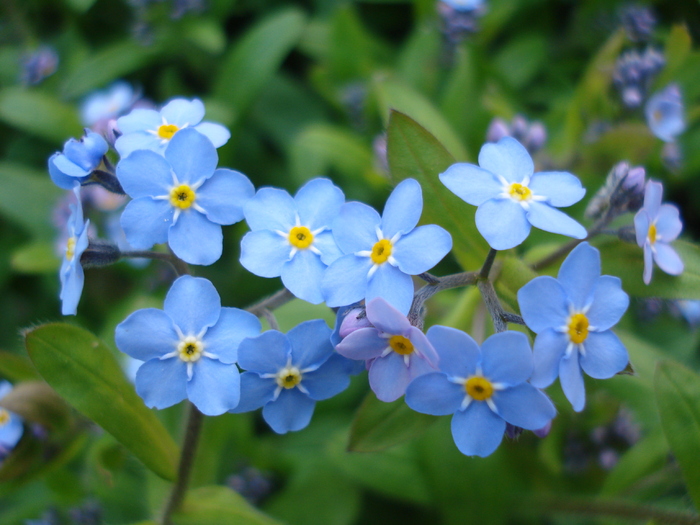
[
  {"left": 49, "top": 130, "right": 108, "bottom": 190},
  {"left": 440, "top": 137, "right": 586, "bottom": 250},
  {"left": 634, "top": 180, "right": 684, "bottom": 284},
  {"left": 115, "top": 275, "right": 261, "bottom": 415},
  {"left": 336, "top": 298, "right": 438, "bottom": 401},
  {"left": 60, "top": 185, "right": 90, "bottom": 315},
  {"left": 322, "top": 178, "right": 452, "bottom": 314},
  {"left": 0, "top": 381, "right": 23, "bottom": 460},
  {"left": 232, "top": 320, "right": 351, "bottom": 434},
  {"left": 645, "top": 84, "right": 685, "bottom": 143},
  {"left": 117, "top": 128, "right": 254, "bottom": 265},
  {"left": 406, "top": 328, "right": 555, "bottom": 457},
  {"left": 115, "top": 98, "right": 230, "bottom": 158},
  {"left": 240, "top": 178, "right": 344, "bottom": 304},
  {"left": 517, "top": 242, "right": 629, "bottom": 411}
]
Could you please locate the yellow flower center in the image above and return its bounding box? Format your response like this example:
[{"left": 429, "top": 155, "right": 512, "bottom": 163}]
[
  {"left": 389, "top": 335, "right": 414, "bottom": 355},
  {"left": 288, "top": 226, "right": 314, "bottom": 249},
  {"left": 276, "top": 367, "right": 302, "bottom": 389},
  {"left": 178, "top": 337, "right": 203, "bottom": 362},
  {"left": 371, "top": 239, "right": 392, "bottom": 265},
  {"left": 170, "top": 184, "right": 196, "bottom": 209},
  {"left": 465, "top": 376, "right": 494, "bottom": 401},
  {"left": 158, "top": 124, "right": 179, "bottom": 140},
  {"left": 65, "top": 236, "right": 77, "bottom": 261},
  {"left": 648, "top": 223, "right": 657, "bottom": 245},
  {"left": 0, "top": 408, "right": 9, "bottom": 426},
  {"left": 567, "top": 313, "right": 589, "bottom": 344},
  {"left": 509, "top": 183, "right": 532, "bottom": 201}
]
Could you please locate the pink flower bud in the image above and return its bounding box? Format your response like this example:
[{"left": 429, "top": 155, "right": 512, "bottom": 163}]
[{"left": 339, "top": 308, "right": 372, "bottom": 339}]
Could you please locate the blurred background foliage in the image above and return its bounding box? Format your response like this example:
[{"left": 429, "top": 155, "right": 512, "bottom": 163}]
[{"left": 2, "top": 0, "right": 700, "bottom": 523}]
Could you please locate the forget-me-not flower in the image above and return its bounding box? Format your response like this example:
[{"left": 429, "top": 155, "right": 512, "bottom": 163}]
[
  {"left": 322, "top": 179, "right": 452, "bottom": 314},
  {"left": 0, "top": 381, "right": 23, "bottom": 460},
  {"left": 517, "top": 242, "right": 629, "bottom": 411},
  {"left": 405, "top": 328, "right": 555, "bottom": 457},
  {"left": 60, "top": 185, "right": 90, "bottom": 315},
  {"left": 81, "top": 81, "right": 136, "bottom": 126},
  {"left": 232, "top": 320, "right": 351, "bottom": 434},
  {"left": 634, "top": 180, "right": 683, "bottom": 284},
  {"left": 646, "top": 84, "right": 685, "bottom": 142},
  {"left": 115, "top": 98, "right": 230, "bottom": 158},
  {"left": 115, "top": 275, "right": 261, "bottom": 415},
  {"left": 336, "top": 298, "right": 438, "bottom": 401},
  {"left": 117, "top": 128, "right": 254, "bottom": 265},
  {"left": 440, "top": 137, "right": 586, "bottom": 250},
  {"left": 240, "top": 178, "right": 344, "bottom": 304},
  {"left": 49, "top": 130, "right": 108, "bottom": 190}
]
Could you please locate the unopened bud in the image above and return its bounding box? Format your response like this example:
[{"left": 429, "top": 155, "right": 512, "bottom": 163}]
[
  {"left": 533, "top": 420, "right": 552, "bottom": 438},
  {"left": 486, "top": 118, "right": 510, "bottom": 143},
  {"left": 80, "top": 240, "right": 121, "bottom": 268},
  {"left": 339, "top": 308, "right": 372, "bottom": 339}
]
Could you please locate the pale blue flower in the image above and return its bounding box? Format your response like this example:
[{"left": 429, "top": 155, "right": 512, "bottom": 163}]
[
  {"left": 115, "top": 275, "right": 261, "bottom": 415},
  {"left": 240, "top": 178, "right": 344, "bottom": 304},
  {"left": 49, "top": 130, "right": 108, "bottom": 190},
  {"left": 0, "top": 381, "right": 23, "bottom": 459},
  {"left": 405, "top": 328, "right": 555, "bottom": 457},
  {"left": 336, "top": 298, "right": 437, "bottom": 401},
  {"left": 646, "top": 84, "right": 685, "bottom": 142},
  {"left": 634, "top": 180, "right": 683, "bottom": 284},
  {"left": 117, "top": 128, "right": 254, "bottom": 265},
  {"left": 232, "top": 320, "right": 351, "bottom": 434},
  {"left": 323, "top": 179, "right": 452, "bottom": 315},
  {"left": 60, "top": 185, "right": 90, "bottom": 315},
  {"left": 440, "top": 137, "right": 586, "bottom": 250},
  {"left": 441, "top": 0, "right": 483, "bottom": 12},
  {"left": 81, "top": 81, "right": 136, "bottom": 126},
  {"left": 115, "top": 98, "right": 230, "bottom": 157},
  {"left": 517, "top": 242, "right": 629, "bottom": 411}
]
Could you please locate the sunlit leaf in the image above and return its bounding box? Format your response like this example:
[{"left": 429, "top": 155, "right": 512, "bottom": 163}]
[{"left": 11, "top": 241, "right": 59, "bottom": 274}]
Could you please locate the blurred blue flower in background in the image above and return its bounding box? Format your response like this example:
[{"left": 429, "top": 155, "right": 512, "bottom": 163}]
[
  {"left": 116, "top": 275, "right": 261, "bottom": 415},
  {"left": 115, "top": 98, "right": 230, "bottom": 157},
  {"left": 440, "top": 137, "right": 586, "bottom": 250},
  {"left": 20, "top": 45, "right": 59, "bottom": 85},
  {"left": 517, "top": 242, "right": 629, "bottom": 411},
  {"left": 0, "top": 381, "right": 23, "bottom": 461},
  {"left": 60, "top": 185, "right": 90, "bottom": 316},
  {"left": 406, "top": 328, "right": 555, "bottom": 457},
  {"left": 233, "top": 320, "right": 351, "bottom": 434},
  {"left": 634, "top": 180, "right": 684, "bottom": 284},
  {"left": 323, "top": 178, "right": 452, "bottom": 314},
  {"left": 81, "top": 81, "right": 136, "bottom": 127},
  {"left": 49, "top": 130, "right": 108, "bottom": 190},
  {"left": 645, "top": 84, "right": 685, "bottom": 142},
  {"left": 240, "top": 178, "right": 344, "bottom": 304},
  {"left": 117, "top": 128, "right": 254, "bottom": 265}
]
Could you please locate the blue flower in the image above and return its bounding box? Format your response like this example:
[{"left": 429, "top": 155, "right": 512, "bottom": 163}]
[
  {"left": 517, "top": 242, "right": 629, "bottom": 411},
  {"left": 0, "top": 381, "right": 23, "bottom": 459},
  {"left": 440, "top": 0, "right": 484, "bottom": 12},
  {"left": 81, "top": 81, "right": 135, "bottom": 126},
  {"left": 232, "top": 320, "right": 351, "bottom": 434},
  {"left": 440, "top": 137, "right": 586, "bottom": 250},
  {"left": 336, "top": 298, "right": 437, "bottom": 401},
  {"left": 49, "top": 130, "right": 108, "bottom": 190},
  {"left": 405, "top": 328, "right": 555, "bottom": 457},
  {"left": 115, "top": 275, "right": 261, "bottom": 415},
  {"left": 634, "top": 180, "right": 684, "bottom": 284},
  {"left": 646, "top": 84, "right": 685, "bottom": 142},
  {"left": 60, "top": 185, "right": 90, "bottom": 315},
  {"left": 115, "top": 98, "right": 230, "bottom": 158},
  {"left": 322, "top": 179, "right": 452, "bottom": 314},
  {"left": 240, "top": 178, "right": 344, "bottom": 304},
  {"left": 117, "top": 128, "right": 254, "bottom": 265}
]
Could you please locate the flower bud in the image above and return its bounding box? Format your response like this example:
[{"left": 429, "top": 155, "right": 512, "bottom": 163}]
[
  {"left": 486, "top": 118, "right": 510, "bottom": 143},
  {"left": 533, "top": 420, "right": 552, "bottom": 438},
  {"left": 79, "top": 240, "right": 121, "bottom": 269},
  {"left": 339, "top": 308, "right": 372, "bottom": 339}
]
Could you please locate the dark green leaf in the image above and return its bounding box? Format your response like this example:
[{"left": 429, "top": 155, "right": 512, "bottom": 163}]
[
  {"left": 348, "top": 391, "right": 437, "bottom": 452},
  {"left": 0, "top": 88, "right": 81, "bottom": 143},
  {"left": 387, "top": 110, "right": 489, "bottom": 270},
  {"left": 24, "top": 323, "right": 179, "bottom": 481},
  {"left": 655, "top": 360, "right": 700, "bottom": 509},
  {"left": 173, "top": 486, "right": 282, "bottom": 525},
  {"left": 601, "top": 430, "right": 667, "bottom": 496}
]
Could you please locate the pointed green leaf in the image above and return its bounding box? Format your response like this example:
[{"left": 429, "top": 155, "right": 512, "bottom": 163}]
[
  {"left": 24, "top": 323, "right": 179, "bottom": 481},
  {"left": 387, "top": 110, "right": 489, "bottom": 270},
  {"left": 657, "top": 24, "right": 692, "bottom": 88},
  {"left": 173, "top": 486, "right": 283, "bottom": 525},
  {"left": 655, "top": 360, "right": 700, "bottom": 510},
  {"left": 0, "top": 88, "right": 81, "bottom": 143},
  {"left": 348, "top": 391, "right": 437, "bottom": 452}
]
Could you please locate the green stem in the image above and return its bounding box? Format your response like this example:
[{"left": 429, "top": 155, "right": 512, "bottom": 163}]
[{"left": 121, "top": 250, "right": 190, "bottom": 277}]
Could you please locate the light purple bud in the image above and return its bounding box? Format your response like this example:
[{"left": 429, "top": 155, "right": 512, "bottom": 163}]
[
  {"left": 533, "top": 420, "right": 552, "bottom": 438},
  {"left": 524, "top": 122, "right": 547, "bottom": 152},
  {"left": 622, "top": 166, "right": 645, "bottom": 192},
  {"left": 486, "top": 118, "right": 510, "bottom": 143},
  {"left": 510, "top": 115, "right": 528, "bottom": 140},
  {"left": 338, "top": 308, "right": 372, "bottom": 339}
]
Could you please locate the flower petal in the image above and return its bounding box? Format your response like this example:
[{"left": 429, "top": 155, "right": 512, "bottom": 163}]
[
  {"left": 165, "top": 128, "right": 217, "bottom": 185},
  {"left": 295, "top": 178, "right": 345, "bottom": 231},
  {"left": 366, "top": 297, "right": 411, "bottom": 335},
  {"left": 643, "top": 180, "right": 663, "bottom": 218},
  {"left": 60, "top": 261, "right": 84, "bottom": 316},
  {"left": 439, "top": 163, "right": 502, "bottom": 205},
  {"left": 116, "top": 149, "right": 172, "bottom": 198},
  {"left": 336, "top": 327, "right": 388, "bottom": 360},
  {"left": 244, "top": 187, "right": 297, "bottom": 231},
  {"left": 240, "top": 230, "right": 290, "bottom": 278},
  {"left": 161, "top": 98, "right": 205, "bottom": 127},
  {"left": 494, "top": 384, "right": 555, "bottom": 430},
  {"left": 476, "top": 198, "right": 530, "bottom": 250},
  {"left": 202, "top": 307, "right": 261, "bottom": 364},
  {"left": 120, "top": 197, "right": 172, "bottom": 250},
  {"left": 163, "top": 275, "right": 221, "bottom": 336},
  {"left": 115, "top": 132, "right": 163, "bottom": 158},
  {"left": 426, "top": 325, "right": 480, "bottom": 377},
  {"left": 168, "top": 210, "right": 223, "bottom": 265},
  {"left": 193, "top": 122, "right": 230, "bottom": 148},
  {"left": 302, "top": 354, "right": 351, "bottom": 401},
  {"left": 381, "top": 178, "right": 422, "bottom": 238},
  {"left": 135, "top": 357, "right": 188, "bottom": 410},
  {"left": 238, "top": 330, "right": 291, "bottom": 373},
  {"left": 556, "top": 242, "right": 600, "bottom": 310},
  {"left": 480, "top": 331, "right": 533, "bottom": 386},
  {"left": 366, "top": 264, "right": 414, "bottom": 315},
  {"left": 517, "top": 276, "right": 568, "bottom": 333},
  {"left": 655, "top": 204, "right": 682, "bottom": 241},
  {"left": 530, "top": 328, "right": 568, "bottom": 388},
  {"left": 586, "top": 276, "right": 628, "bottom": 330},
  {"left": 393, "top": 225, "right": 452, "bottom": 275},
  {"left": 287, "top": 319, "right": 334, "bottom": 370},
  {"left": 644, "top": 242, "right": 653, "bottom": 284},
  {"left": 115, "top": 308, "right": 179, "bottom": 361},
  {"left": 323, "top": 255, "right": 372, "bottom": 308},
  {"left": 634, "top": 209, "right": 650, "bottom": 247},
  {"left": 580, "top": 330, "right": 628, "bottom": 379},
  {"left": 187, "top": 358, "right": 240, "bottom": 415},
  {"left": 312, "top": 231, "right": 343, "bottom": 266},
  {"left": 654, "top": 243, "right": 684, "bottom": 275},
  {"left": 262, "top": 388, "right": 315, "bottom": 434},
  {"left": 230, "top": 373, "right": 276, "bottom": 413},
  {"left": 117, "top": 108, "right": 161, "bottom": 134},
  {"left": 478, "top": 137, "right": 533, "bottom": 183},
  {"left": 332, "top": 202, "right": 381, "bottom": 254},
  {"left": 52, "top": 153, "right": 90, "bottom": 177},
  {"left": 451, "top": 402, "right": 505, "bottom": 457},
  {"left": 49, "top": 154, "right": 86, "bottom": 189},
  {"left": 526, "top": 202, "right": 587, "bottom": 240},
  {"left": 196, "top": 169, "right": 254, "bottom": 225},
  {"left": 559, "top": 351, "right": 585, "bottom": 412},
  {"left": 528, "top": 171, "right": 586, "bottom": 207},
  {"left": 368, "top": 352, "right": 411, "bottom": 402},
  {"left": 405, "top": 372, "right": 464, "bottom": 415},
  {"left": 281, "top": 249, "right": 327, "bottom": 304}
]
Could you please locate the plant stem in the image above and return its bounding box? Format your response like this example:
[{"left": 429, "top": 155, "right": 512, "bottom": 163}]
[
  {"left": 408, "top": 271, "right": 479, "bottom": 329},
  {"left": 246, "top": 288, "right": 295, "bottom": 318},
  {"left": 479, "top": 248, "right": 498, "bottom": 279},
  {"left": 120, "top": 250, "right": 190, "bottom": 276},
  {"left": 476, "top": 279, "right": 524, "bottom": 332},
  {"left": 161, "top": 403, "right": 204, "bottom": 525}
]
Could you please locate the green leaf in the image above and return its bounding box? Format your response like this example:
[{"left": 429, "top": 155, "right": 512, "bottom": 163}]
[
  {"left": 0, "top": 381, "right": 71, "bottom": 433},
  {"left": 24, "top": 323, "right": 179, "bottom": 481},
  {"left": 655, "top": 360, "right": 700, "bottom": 510},
  {"left": 0, "top": 88, "right": 81, "bottom": 143},
  {"left": 11, "top": 242, "right": 59, "bottom": 273},
  {"left": 173, "top": 486, "right": 282, "bottom": 525},
  {"left": 601, "top": 430, "right": 667, "bottom": 496},
  {"left": 214, "top": 9, "right": 306, "bottom": 118},
  {"left": 657, "top": 24, "right": 692, "bottom": 88},
  {"left": 348, "top": 391, "right": 437, "bottom": 452},
  {"left": 184, "top": 19, "right": 226, "bottom": 54},
  {"left": 0, "top": 351, "right": 39, "bottom": 382},
  {"left": 386, "top": 110, "right": 489, "bottom": 270},
  {"left": 65, "top": 0, "right": 97, "bottom": 12},
  {"left": 0, "top": 162, "right": 62, "bottom": 238},
  {"left": 493, "top": 33, "right": 547, "bottom": 89},
  {"left": 599, "top": 239, "right": 700, "bottom": 299}
]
